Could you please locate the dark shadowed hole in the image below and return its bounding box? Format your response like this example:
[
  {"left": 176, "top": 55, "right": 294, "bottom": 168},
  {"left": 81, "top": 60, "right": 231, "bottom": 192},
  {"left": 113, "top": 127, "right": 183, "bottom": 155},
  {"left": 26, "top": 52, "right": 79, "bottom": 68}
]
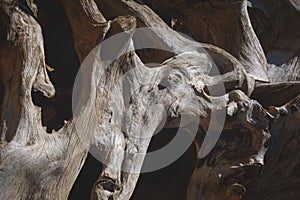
[
  {"left": 0, "top": 81, "right": 3, "bottom": 109},
  {"left": 0, "top": 11, "right": 5, "bottom": 110},
  {"left": 131, "top": 128, "right": 197, "bottom": 200},
  {"left": 31, "top": 0, "right": 80, "bottom": 133},
  {"left": 68, "top": 153, "right": 102, "bottom": 200},
  {"left": 135, "top": 48, "right": 175, "bottom": 65},
  {"left": 266, "top": 50, "right": 296, "bottom": 66},
  {"left": 158, "top": 84, "right": 167, "bottom": 90},
  {"left": 208, "top": 52, "right": 234, "bottom": 75}
]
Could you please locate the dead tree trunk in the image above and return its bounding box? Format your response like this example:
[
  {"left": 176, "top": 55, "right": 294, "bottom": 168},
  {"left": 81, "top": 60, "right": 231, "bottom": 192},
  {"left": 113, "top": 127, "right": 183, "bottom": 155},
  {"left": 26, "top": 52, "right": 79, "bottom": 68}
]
[{"left": 0, "top": 0, "right": 299, "bottom": 200}]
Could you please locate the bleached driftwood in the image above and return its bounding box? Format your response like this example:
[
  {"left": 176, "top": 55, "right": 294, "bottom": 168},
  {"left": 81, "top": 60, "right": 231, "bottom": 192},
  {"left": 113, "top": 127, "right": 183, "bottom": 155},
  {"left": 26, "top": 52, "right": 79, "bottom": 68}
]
[{"left": 0, "top": 0, "right": 299, "bottom": 200}]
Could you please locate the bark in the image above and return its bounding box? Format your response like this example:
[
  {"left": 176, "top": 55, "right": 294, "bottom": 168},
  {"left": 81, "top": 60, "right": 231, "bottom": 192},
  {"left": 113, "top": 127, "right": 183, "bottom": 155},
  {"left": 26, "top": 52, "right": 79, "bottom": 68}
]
[{"left": 0, "top": 0, "right": 299, "bottom": 200}]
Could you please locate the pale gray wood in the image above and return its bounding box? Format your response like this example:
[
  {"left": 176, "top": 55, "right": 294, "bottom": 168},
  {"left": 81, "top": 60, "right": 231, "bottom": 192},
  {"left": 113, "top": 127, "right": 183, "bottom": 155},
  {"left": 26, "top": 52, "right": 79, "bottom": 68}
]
[{"left": 0, "top": 1, "right": 299, "bottom": 200}]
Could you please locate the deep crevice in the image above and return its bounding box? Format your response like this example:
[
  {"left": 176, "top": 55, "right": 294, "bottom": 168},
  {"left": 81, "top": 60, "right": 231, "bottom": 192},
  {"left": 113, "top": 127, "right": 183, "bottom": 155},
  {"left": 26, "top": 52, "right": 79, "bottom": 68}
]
[
  {"left": 32, "top": 0, "right": 80, "bottom": 133},
  {"left": 131, "top": 127, "right": 197, "bottom": 200},
  {"left": 0, "top": 81, "right": 3, "bottom": 110},
  {"left": 69, "top": 153, "right": 102, "bottom": 200}
]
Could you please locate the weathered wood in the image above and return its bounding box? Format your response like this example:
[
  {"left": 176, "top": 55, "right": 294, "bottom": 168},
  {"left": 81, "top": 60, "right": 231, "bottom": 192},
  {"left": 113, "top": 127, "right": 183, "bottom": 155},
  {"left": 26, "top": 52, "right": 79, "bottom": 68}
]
[
  {"left": 139, "top": 0, "right": 269, "bottom": 82},
  {"left": 248, "top": 0, "right": 300, "bottom": 83},
  {"left": 244, "top": 96, "right": 300, "bottom": 200},
  {"left": 252, "top": 82, "right": 300, "bottom": 107},
  {"left": 0, "top": 0, "right": 299, "bottom": 200},
  {"left": 187, "top": 91, "right": 271, "bottom": 199},
  {"left": 0, "top": 1, "right": 97, "bottom": 199}
]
